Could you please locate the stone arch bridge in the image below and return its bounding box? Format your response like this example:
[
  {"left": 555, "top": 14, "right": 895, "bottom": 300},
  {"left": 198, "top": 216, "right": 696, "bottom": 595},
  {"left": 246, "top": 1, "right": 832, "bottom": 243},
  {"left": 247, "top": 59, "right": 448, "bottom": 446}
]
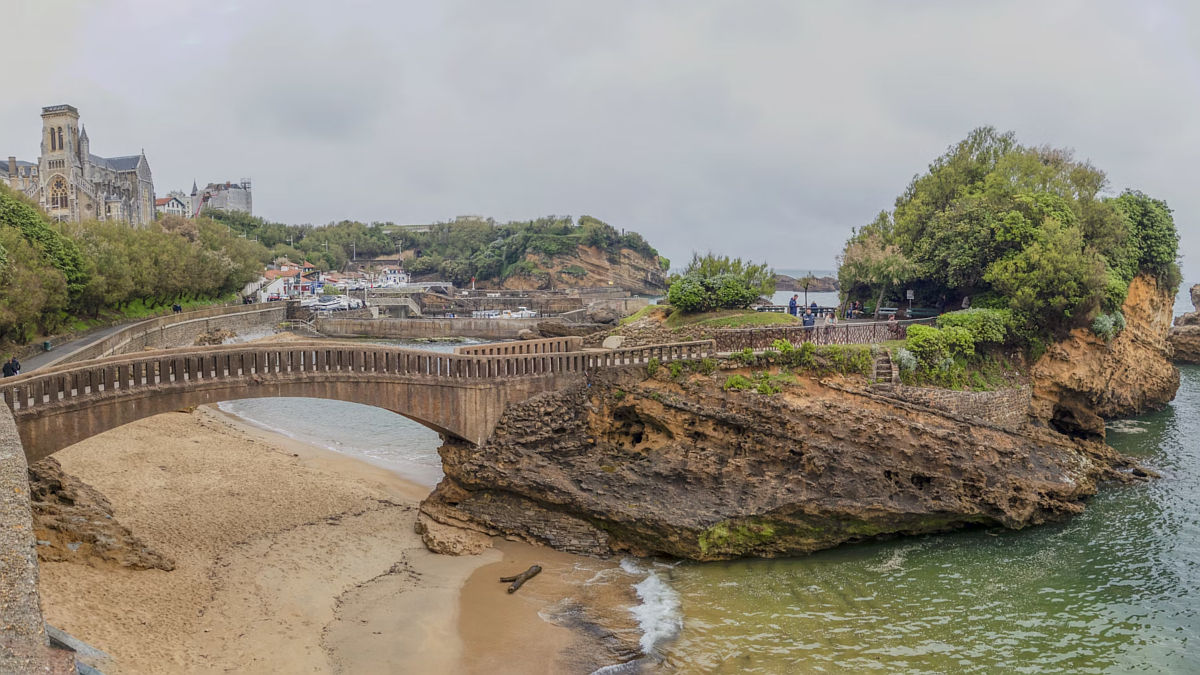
[{"left": 1, "top": 338, "right": 715, "bottom": 462}]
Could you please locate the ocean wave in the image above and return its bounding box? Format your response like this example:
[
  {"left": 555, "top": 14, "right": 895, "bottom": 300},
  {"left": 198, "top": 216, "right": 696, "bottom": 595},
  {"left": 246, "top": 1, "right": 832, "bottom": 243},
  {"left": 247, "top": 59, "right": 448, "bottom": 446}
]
[
  {"left": 1106, "top": 419, "right": 1149, "bottom": 434},
  {"left": 630, "top": 572, "right": 683, "bottom": 657}
]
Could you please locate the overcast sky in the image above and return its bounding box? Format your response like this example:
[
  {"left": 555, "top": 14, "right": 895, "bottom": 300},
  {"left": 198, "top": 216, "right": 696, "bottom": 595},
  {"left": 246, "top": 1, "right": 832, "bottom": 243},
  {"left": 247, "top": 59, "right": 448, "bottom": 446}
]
[{"left": 2, "top": 0, "right": 1198, "bottom": 278}]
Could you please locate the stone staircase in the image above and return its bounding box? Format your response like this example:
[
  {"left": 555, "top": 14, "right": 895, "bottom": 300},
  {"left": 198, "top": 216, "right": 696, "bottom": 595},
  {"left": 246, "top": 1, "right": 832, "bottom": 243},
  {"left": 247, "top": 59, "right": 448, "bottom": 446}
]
[{"left": 873, "top": 349, "right": 897, "bottom": 386}]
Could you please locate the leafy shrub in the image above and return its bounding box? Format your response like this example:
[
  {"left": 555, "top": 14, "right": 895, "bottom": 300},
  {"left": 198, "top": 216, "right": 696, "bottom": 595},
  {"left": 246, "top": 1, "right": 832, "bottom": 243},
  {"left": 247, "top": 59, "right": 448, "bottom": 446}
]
[
  {"left": 725, "top": 371, "right": 788, "bottom": 395},
  {"left": 1091, "top": 311, "right": 1126, "bottom": 341},
  {"left": 696, "top": 357, "right": 717, "bottom": 375},
  {"left": 563, "top": 264, "right": 588, "bottom": 278},
  {"left": 894, "top": 347, "right": 918, "bottom": 373},
  {"left": 645, "top": 357, "right": 660, "bottom": 377},
  {"left": 904, "top": 324, "right": 976, "bottom": 369},
  {"left": 667, "top": 274, "right": 711, "bottom": 313},
  {"left": 795, "top": 342, "right": 816, "bottom": 369},
  {"left": 941, "top": 326, "right": 976, "bottom": 359},
  {"left": 905, "top": 324, "right": 948, "bottom": 367},
  {"left": 666, "top": 271, "right": 761, "bottom": 313},
  {"left": 711, "top": 273, "right": 760, "bottom": 309},
  {"left": 935, "top": 308, "right": 1012, "bottom": 345},
  {"left": 669, "top": 361, "right": 684, "bottom": 378},
  {"left": 724, "top": 374, "right": 753, "bottom": 391},
  {"left": 815, "top": 345, "right": 874, "bottom": 376},
  {"left": 730, "top": 347, "right": 756, "bottom": 366}
]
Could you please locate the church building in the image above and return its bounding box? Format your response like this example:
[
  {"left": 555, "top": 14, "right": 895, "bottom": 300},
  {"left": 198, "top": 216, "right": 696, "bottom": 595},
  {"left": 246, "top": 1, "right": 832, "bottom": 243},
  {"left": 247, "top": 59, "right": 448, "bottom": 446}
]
[{"left": 3, "top": 104, "right": 155, "bottom": 226}]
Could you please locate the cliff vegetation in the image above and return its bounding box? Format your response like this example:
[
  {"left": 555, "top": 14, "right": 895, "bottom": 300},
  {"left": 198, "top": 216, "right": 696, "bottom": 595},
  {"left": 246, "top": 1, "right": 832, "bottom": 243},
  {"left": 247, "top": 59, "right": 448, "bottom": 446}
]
[
  {"left": 0, "top": 185, "right": 267, "bottom": 345},
  {"left": 211, "top": 210, "right": 669, "bottom": 292},
  {"left": 837, "top": 127, "right": 1181, "bottom": 343}
]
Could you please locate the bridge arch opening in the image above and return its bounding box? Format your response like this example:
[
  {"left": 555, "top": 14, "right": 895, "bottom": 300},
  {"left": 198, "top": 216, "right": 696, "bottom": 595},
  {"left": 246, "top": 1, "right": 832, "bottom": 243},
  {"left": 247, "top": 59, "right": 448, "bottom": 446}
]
[{"left": 214, "top": 397, "right": 446, "bottom": 488}]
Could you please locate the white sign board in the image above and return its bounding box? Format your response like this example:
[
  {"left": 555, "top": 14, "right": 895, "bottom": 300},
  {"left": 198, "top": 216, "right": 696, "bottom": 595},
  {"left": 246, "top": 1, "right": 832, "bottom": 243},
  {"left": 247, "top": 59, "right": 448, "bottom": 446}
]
[{"left": 906, "top": 289, "right": 915, "bottom": 300}]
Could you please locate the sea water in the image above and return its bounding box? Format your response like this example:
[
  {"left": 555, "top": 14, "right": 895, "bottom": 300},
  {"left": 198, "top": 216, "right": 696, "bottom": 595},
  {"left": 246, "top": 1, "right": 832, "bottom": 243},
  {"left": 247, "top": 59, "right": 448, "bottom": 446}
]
[{"left": 216, "top": 339, "right": 475, "bottom": 488}]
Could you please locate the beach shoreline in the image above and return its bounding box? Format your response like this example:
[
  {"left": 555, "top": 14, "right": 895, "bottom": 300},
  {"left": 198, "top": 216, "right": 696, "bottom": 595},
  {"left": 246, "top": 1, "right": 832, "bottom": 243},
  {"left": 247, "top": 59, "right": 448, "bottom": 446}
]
[{"left": 34, "top": 405, "right": 615, "bottom": 673}]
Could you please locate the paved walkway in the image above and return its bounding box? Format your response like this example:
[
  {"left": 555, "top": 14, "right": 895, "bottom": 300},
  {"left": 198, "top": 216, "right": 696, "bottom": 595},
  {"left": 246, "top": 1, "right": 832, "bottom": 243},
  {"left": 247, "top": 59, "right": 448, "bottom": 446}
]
[{"left": 20, "top": 322, "right": 131, "bottom": 373}]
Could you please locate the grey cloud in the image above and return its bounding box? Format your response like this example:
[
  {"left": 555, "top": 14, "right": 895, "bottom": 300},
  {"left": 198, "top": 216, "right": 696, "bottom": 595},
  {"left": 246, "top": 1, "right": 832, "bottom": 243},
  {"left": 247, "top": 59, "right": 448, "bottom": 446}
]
[{"left": 0, "top": 0, "right": 1197, "bottom": 281}]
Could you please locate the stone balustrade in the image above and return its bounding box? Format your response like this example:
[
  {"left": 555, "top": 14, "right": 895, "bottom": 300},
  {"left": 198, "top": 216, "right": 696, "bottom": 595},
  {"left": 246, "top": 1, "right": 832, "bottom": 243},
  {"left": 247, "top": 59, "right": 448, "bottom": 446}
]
[
  {"left": 3, "top": 342, "right": 595, "bottom": 414},
  {"left": 586, "top": 341, "right": 716, "bottom": 367},
  {"left": 455, "top": 336, "right": 583, "bottom": 356}
]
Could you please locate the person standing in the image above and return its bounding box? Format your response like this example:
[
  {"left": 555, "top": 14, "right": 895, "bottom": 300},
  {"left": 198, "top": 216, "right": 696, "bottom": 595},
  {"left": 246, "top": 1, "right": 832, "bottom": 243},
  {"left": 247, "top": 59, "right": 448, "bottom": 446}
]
[
  {"left": 2, "top": 356, "right": 19, "bottom": 377},
  {"left": 788, "top": 294, "right": 798, "bottom": 316},
  {"left": 802, "top": 308, "right": 816, "bottom": 328}
]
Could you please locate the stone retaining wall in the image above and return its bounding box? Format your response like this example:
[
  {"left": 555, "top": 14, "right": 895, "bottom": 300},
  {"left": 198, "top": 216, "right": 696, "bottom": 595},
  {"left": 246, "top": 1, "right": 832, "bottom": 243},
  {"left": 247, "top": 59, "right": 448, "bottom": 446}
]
[
  {"left": 714, "top": 319, "right": 933, "bottom": 351},
  {"left": 884, "top": 384, "right": 1032, "bottom": 429},
  {"left": 315, "top": 317, "right": 544, "bottom": 340},
  {"left": 45, "top": 304, "right": 288, "bottom": 368}
]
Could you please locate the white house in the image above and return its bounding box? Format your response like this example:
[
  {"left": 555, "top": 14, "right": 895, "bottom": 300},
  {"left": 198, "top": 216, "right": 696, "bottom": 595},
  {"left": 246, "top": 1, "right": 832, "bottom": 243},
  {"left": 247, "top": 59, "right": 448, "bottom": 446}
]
[
  {"left": 381, "top": 268, "right": 409, "bottom": 285},
  {"left": 154, "top": 195, "right": 188, "bottom": 218}
]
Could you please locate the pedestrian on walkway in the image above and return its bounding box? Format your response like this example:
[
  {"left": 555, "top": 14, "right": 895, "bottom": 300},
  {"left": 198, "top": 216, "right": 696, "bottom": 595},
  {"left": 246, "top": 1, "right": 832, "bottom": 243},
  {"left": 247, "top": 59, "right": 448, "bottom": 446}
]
[
  {"left": 802, "top": 308, "right": 816, "bottom": 328},
  {"left": 788, "top": 294, "right": 798, "bottom": 316},
  {"left": 2, "top": 355, "right": 19, "bottom": 377}
]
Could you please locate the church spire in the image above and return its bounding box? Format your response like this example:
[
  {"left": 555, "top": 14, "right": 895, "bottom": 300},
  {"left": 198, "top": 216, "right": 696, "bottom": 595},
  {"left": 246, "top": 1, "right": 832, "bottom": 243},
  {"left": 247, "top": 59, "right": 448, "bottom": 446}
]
[
  {"left": 79, "top": 125, "right": 88, "bottom": 141},
  {"left": 191, "top": 180, "right": 198, "bottom": 196}
]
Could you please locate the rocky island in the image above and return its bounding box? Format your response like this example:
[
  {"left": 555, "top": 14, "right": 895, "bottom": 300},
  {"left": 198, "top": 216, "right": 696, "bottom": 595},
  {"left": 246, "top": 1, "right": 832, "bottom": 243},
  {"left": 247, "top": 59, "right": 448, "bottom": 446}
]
[
  {"left": 1168, "top": 284, "right": 1200, "bottom": 364},
  {"left": 418, "top": 273, "right": 1176, "bottom": 560}
]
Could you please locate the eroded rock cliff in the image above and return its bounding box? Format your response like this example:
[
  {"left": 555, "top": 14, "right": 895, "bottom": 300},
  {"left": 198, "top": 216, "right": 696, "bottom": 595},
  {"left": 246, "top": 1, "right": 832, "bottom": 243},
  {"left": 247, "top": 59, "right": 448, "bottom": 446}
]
[
  {"left": 419, "top": 369, "right": 1148, "bottom": 561},
  {"left": 28, "top": 457, "right": 174, "bottom": 570},
  {"left": 1031, "top": 274, "right": 1179, "bottom": 438},
  {"left": 499, "top": 245, "right": 667, "bottom": 294}
]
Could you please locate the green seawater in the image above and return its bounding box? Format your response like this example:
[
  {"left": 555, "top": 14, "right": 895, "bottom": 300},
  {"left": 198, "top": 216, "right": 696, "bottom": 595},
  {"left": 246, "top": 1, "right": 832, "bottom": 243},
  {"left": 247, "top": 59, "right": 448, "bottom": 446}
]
[{"left": 654, "top": 366, "right": 1200, "bottom": 674}]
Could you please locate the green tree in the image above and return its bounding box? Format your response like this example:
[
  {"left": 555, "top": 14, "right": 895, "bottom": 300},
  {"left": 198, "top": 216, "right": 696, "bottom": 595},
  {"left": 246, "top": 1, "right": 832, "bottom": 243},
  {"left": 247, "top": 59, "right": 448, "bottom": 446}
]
[{"left": 983, "top": 220, "right": 1107, "bottom": 337}]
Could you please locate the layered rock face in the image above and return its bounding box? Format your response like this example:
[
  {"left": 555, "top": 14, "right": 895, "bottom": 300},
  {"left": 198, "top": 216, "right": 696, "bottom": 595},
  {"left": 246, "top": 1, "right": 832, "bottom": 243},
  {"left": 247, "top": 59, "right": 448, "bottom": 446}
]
[
  {"left": 1168, "top": 284, "right": 1200, "bottom": 364},
  {"left": 419, "top": 371, "right": 1147, "bottom": 561},
  {"left": 28, "top": 457, "right": 174, "bottom": 570},
  {"left": 500, "top": 245, "right": 667, "bottom": 294},
  {"left": 1031, "top": 274, "right": 1179, "bottom": 438}
]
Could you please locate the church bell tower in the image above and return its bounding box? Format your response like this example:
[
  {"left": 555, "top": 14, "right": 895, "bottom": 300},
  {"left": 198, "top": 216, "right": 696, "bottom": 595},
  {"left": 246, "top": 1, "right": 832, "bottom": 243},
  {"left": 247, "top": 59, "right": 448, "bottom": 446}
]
[{"left": 39, "top": 104, "right": 81, "bottom": 220}]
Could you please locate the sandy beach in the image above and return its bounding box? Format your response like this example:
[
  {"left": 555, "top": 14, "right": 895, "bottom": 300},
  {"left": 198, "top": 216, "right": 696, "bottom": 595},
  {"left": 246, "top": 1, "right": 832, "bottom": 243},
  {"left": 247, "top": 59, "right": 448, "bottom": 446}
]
[{"left": 34, "top": 406, "right": 630, "bottom": 674}]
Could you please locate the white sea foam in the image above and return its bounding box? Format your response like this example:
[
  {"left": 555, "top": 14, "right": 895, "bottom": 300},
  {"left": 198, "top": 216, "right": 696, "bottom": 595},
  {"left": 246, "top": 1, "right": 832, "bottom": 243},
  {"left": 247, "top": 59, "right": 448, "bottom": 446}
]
[
  {"left": 619, "top": 557, "right": 643, "bottom": 575},
  {"left": 1106, "top": 419, "right": 1149, "bottom": 434},
  {"left": 630, "top": 571, "right": 683, "bottom": 657}
]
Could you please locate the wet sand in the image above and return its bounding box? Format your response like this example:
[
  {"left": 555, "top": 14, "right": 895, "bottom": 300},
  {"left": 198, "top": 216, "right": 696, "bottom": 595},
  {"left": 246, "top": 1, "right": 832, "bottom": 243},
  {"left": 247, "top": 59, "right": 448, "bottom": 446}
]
[{"left": 35, "top": 407, "right": 612, "bottom": 674}]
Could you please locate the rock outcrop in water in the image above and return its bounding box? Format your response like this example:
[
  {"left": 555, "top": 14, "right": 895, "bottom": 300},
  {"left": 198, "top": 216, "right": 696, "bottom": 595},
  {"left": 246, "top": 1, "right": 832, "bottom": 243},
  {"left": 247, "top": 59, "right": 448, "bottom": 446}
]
[
  {"left": 419, "top": 367, "right": 1149, "bottom": 561},
  {"left": 1031, "top": 274, "right": 1179, "bottom": 439},
  {"left": 1168, "top": 284, "right": 1200, "bottom": 365}
]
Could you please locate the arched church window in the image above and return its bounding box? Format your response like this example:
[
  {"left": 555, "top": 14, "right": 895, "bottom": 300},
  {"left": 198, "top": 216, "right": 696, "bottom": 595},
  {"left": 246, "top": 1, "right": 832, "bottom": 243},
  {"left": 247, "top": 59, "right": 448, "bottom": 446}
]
[
  {"left": 57, "top": 128, "right": 64, "bottom": 151},
  {"left": 49, "top": 129, "right": 56, "bottom": 151},
  {"left": 50, "top": 177, "right": 68, "bottom": 210}
]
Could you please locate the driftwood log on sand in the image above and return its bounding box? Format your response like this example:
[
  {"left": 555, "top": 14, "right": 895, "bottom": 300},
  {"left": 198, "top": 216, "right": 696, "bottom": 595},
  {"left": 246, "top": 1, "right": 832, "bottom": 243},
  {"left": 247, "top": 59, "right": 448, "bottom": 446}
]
[{"left": 499, "top": 565, "right": 542, "bottom": 593}]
